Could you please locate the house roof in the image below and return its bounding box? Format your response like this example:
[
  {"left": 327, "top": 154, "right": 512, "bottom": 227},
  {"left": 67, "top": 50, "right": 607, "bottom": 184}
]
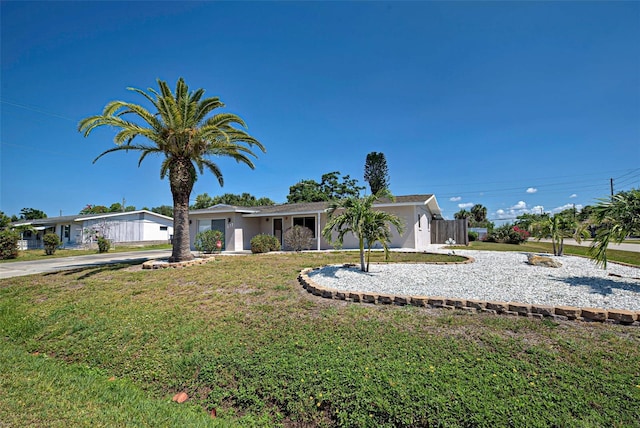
[
  {"left": 10, "top": 210, "right": 173, "bottom": 227},
  {"left": 191, "top": 194, "right": 443, "bottom": 218},
  {"left": 189, "top": 204, "right": 261, "bottom": 215}
]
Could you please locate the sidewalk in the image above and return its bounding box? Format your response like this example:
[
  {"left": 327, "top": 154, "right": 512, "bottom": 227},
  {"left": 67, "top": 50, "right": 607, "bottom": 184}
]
[{"left": 536, "top": 239, "right": 640, "bottom": 253}]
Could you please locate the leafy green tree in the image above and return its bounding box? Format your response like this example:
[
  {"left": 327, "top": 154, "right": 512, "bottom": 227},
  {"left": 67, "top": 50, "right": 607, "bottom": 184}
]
[
  {"left": 287, "top": 171, "right": 364, "bottom": 203},
  {"left": 150, "top": 205, "right": 174, "bottom": 217},
  {"left": 19, "top": 208, "right": 47, "bottom": 220},
  {"left": 470, "top": 204, "right": 487, "bottom": 225},
  {"left": 191, "top": 193, "right": 216, "bottom": 210},
  {"left": 529, "top": 214, "right": 588, "bottom": 256},
  {"left": 454, "top": 209, "right": 471, "bottom": 220},
  {"left": 322, "top": 189, "right": 403, "bottom": 272},
  {"left": 191, "top": 192, "right": 274, "bottom": 209},
  {"left": 515, "top": 212, "right": 549, "bottom": 231},
  {"left": 0, "top": 211, "right": 12, "bottom": 229},
  {"left": 79, "top": 205, "right": 109, "bottom": 214},
  {"left": 79, "top": 78, "right": 264, "bottom": 262},
  {"left": 588, "top": 189, "right": 640, "bottom": 268},
  {"left": 107, "top": 202, "right": 135, "bottom": 212},
  {"left": 364, "top": 151, "right": 389, "bottom": 195}
]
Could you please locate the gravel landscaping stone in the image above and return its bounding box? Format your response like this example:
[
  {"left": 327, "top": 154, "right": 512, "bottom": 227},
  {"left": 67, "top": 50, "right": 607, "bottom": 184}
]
[{"left": 307, "top": 251, "right": 640, "bottom": 311}]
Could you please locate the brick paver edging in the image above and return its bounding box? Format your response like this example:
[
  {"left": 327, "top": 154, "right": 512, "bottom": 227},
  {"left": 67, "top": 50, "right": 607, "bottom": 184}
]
[{"left": 298, "top": 263, "right": 640, "bottom": 326}]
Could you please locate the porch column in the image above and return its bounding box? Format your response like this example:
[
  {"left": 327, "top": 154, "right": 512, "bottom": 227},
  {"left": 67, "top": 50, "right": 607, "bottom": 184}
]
[{"left": 317, "top": 212, "right": 321, "bottom": 251}]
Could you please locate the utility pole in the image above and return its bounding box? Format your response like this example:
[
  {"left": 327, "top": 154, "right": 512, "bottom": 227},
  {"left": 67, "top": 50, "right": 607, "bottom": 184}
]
[
  {"left": 122, "top": 197, "right": 126, "bottom": 212},
  {"left": 610, "top": 178, "right": 614, "bottom": 196}
]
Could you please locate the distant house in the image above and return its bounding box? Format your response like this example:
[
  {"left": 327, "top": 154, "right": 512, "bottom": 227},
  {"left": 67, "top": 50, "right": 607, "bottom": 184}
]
[
  {"left": 11, "top": 210, "right": 173, "bottom": 249},
  {"left": 189, "top": 194, "right": 446, "bottom": 252}
]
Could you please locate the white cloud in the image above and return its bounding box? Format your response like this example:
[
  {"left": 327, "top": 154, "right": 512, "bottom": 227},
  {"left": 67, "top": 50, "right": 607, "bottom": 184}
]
[
  {"left": 552, "top": 203, "right": 583, "bottom": 213},
  {"left": 569, "top": 194, "right": 577, "bottom": 198},
  {"left": 458, "top": 202, "right": 474, "bottom": 209},
  {"left": 526, "top": 187, "right": 538, "bottom": 194},
  {"left": 449, "top": 196, "right": 462, "bottom": 202},
  {"left": 496, "top": 209, "right": 505, "bottom": 215},
  {"left": 531, "top": 205, "right": 545, "bottom": 215},
  {"left": 510, "top": 201, "right": 527, "bottom": 210}
]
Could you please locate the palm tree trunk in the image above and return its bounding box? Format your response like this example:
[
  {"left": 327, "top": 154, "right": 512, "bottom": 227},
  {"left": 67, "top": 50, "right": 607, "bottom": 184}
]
[
  {"left": 169, "top": 158, "right": 195, "bottom": 262},
  {"left": 359, "top": 238, "right": 366, "bottom": 272}
]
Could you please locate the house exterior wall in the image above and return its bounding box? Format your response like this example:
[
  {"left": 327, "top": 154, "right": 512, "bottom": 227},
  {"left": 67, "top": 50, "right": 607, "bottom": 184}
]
[
  {"left": 187, "top": 197, "right": 441, "bottom": 253},
  {"left": 231, "top": 214, "right": 261, "bottom": 251},
  {"left": 414, "top": 205, "right": 433, "bottom": 250},
  {"left": 321, "top": 206, "right": 417, "bottom": 250},
  {"left": 84, "top": 213, "right": 173, "bottom": 243}
]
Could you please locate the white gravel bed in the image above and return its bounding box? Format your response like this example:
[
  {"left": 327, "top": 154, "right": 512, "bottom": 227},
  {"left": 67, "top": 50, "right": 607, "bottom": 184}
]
[{"left": 307, "top": 251, "right": 640, "bottom": 311}]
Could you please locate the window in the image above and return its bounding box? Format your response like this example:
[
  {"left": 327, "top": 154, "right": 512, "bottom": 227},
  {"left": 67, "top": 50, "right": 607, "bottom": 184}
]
[
  {"left": 160, "top": 226, "right": 168, "bottom": 231},
  {"left": 293, "top": 216, "right": 316, "bottom": 238}
]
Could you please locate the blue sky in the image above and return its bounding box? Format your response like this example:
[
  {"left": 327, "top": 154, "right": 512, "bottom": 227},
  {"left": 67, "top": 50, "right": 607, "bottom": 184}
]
[{"left": 1, "top": 1, "right": 638, "bottom": 222}]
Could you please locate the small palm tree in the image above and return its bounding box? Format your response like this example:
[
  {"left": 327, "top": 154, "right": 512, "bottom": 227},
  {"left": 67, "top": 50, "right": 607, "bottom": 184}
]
[
  {"left": 79, "top": 78, "right": 265, "bottom": 262},
  {"left": 361, "top": 209, "right": 404, "bottom": 272},
  {"left": 588, "top": 189, "right": 640, "bottom": 268},
  {"left": 529, "top": 214, "right": 588, "bottom": 256},
  {"left": 322, "top": 189, "right": 403, "bottom": 272}
]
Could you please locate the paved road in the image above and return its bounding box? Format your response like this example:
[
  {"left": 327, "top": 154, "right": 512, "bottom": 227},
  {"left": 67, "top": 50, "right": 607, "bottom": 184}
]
[
  {"left": 0, "top": 250, "right": 172, "bottom": 280},
  {"left": 537, "top": 239, "right": 640, "bottom": 253}
]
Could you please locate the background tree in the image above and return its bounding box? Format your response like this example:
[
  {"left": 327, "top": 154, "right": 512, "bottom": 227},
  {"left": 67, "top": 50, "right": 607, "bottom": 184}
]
[
  {"left": 191, "top": 193, "right": 216, "bottom": 210},
  {"left": 470, "top": 204, "right": 487, "bottom": 225},
  {"left": 0, "top": 212, "right": 11, "bottom": 229},
  {"left": 79, "top": 77, "right": 264, "bottom": 262},
  {"left": 107, "top": 202, "right": 136, "bottom": 212},
  {"left": 79, "top": 205, "right": 109, "bottom": 214},
  {"left": 515, "top": 212, "right": 549, "bottom": 231},
  {"left": 454, "top": 209, "right": 471, "bottom": 220},
  {"left": 287, "top": 171, "right": 364, "bottom": 203},
  {"left": 191, "top": 192, "right": 275, "bottom": 209},
  {"left": 322, "top": 189, "right": 403, "bottom": 272},
  {"left": 19, "top": 208, "right": 47, "bottom": 220},
  {"left": 364, "top": 151, "right": 390, "bottom": 195},
  {"left": 149, "top": 205, "right": 174, "bottom": 217},
  {"left": 588, "top": 188, "right": 640, "bottom": 268}
]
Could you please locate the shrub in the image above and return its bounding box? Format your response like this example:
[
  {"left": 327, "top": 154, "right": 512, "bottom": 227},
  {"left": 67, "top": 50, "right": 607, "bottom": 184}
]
[
  {"left": 43, "top": 232, "right": 61, "bottom": 255},
  {"left": 486, "top": 223, "right": 529, "bottom": 244},
  {"left": 0, "top": 229, "right": 19, "bottom": 260},
  {"left": 284, "top": 226, "right": 314, "bottom": 252},
  {"left": 194, "top": 229, "right": 224, "bottom": 253},
  {"left": 468, "top": 230, "right": 479, "bottom": 242},
  {"left": 250, "top": 234, "right": 281, "bottom": 254},
  {"left": 97, "top": 236, "right": 111, "bottom": 253}
]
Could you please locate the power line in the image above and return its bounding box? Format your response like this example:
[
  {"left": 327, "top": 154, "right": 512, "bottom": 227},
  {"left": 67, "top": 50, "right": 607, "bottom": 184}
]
[{"left": 0, "top": 99, "right": 77, "bottom": 122}]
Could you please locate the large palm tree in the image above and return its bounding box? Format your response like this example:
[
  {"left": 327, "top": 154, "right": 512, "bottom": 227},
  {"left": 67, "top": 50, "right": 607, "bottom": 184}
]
[
  {"left": 588, "top": 188, "right": 640, "bottom": 268},
  {"left": 322, "top": 189, "right": 403, "bottom": 272},
  {"left": 79, "top": 78, "right": 265, "bottom": 262}
]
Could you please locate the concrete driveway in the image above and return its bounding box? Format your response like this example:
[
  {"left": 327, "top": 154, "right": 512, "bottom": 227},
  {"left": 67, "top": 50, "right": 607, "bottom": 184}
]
[{"left": 0, "top": 250, "right": 172, "bottom": 279}]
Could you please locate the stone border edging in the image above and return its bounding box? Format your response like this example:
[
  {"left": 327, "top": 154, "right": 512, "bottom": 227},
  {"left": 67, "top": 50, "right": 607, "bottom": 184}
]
[{"left": 297, "top": 264, "right": 640, "bottom": 326}]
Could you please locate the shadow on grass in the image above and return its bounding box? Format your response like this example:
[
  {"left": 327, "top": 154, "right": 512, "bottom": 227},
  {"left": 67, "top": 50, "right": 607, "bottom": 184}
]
[
  {"left": 44, "top": 261, "right": 142, "bottom": 280},
  {"left": 551, "top": 275, "right": 640, "bottom": 296}
]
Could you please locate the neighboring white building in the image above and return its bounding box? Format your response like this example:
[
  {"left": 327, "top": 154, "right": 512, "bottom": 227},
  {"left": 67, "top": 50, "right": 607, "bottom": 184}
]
[
  {"left": 11, "top": 210, "right": 173, "bottom": 249},
  {"left": 189, "top": 194, "right": 445, "bottom": 252}
]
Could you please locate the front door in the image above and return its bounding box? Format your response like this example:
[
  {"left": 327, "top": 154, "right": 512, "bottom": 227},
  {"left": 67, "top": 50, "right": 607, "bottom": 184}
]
[
  {"left": 212, "top": 219, "right": 226, "bottom": 250},
  {"left": 273, "top": 218, "right": 283, "bottom": 246}
]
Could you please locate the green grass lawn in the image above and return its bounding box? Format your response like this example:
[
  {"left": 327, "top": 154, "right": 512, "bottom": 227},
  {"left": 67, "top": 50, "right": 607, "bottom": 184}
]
[
  {"left": 1, "top": 251, "right": 639, "bottom": 427},
  {"left": 0, "top": 243, "right": 172, "bottom": 263}
]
